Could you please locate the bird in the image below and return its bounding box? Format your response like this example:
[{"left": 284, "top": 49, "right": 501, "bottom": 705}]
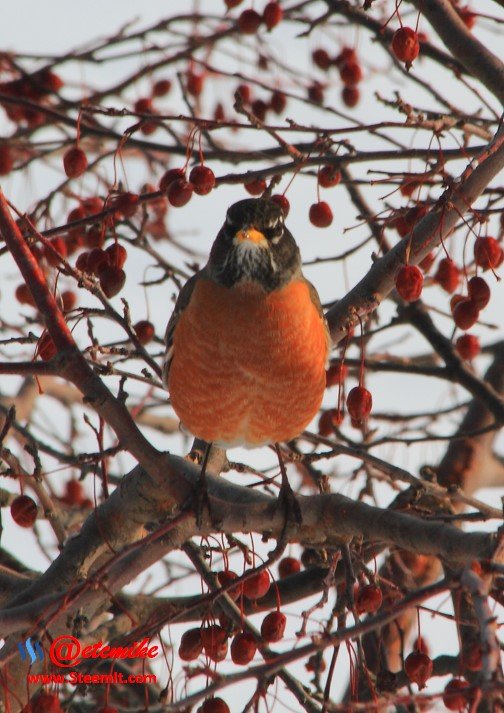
[{"left": 163, "top": 197, "right": 330, "bottom": 520}]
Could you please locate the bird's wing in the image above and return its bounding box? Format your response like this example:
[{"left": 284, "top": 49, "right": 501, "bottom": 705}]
[
  {"left": 302, "top": 274, "right": 331, "bottom": 354},
  {"left": 163, "top": 268, "right": 206, "bottom": 385}
]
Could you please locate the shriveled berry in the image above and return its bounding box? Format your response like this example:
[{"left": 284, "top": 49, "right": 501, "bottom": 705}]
[
  {"left": 474, "top": 236, "right": 503, "bottom": 270},
  {"left": 63, "top": 146, "right": 88, "bottom": 179},
  {"left": 87, "top": 248, "right": 110, "bottom": 275},
  {"left": 312, "top": 48, "right": 331, "bottom": 70},
  {"left": 168, "top": 179, "right": 193, "bottom": 207},
  {"left": 0, "top": 145, "right": 14, "bottom": 175},
  {"left": 217, "top": 570, "right": 241, "bottom": 600},
  {"left": 38, "top": 332, "right": 57, "bottom": 361},
  {"left": 346, "top": 386, "right": 372, "bottom": 421},
  {"left": 110, "top": 192, "right": 139, "bottom": 218},
  {"left": 251, "top": 98, "right": 268, "bottom": 121},
  {"left": 271, "top": 194, "right": 290, "bottom": 217},
  {"left": 62, "top": 479, "right": 84, "bottom": 506},
  {"left": 318, "top": 165, "right": 341, "bottom": 188},
  {"left": 231, "top": 632, "right": 256, "bottom": 664},
  {"left": 396, "top": 265, "right": 423, "bottom": 301},
  {"left": 105, "top": 243, "right": 127, "bottom": 269},
  {"left": 187, "top": 72, "right": 204, "bottom": 97},
  {"left": 242, "top": 570, "right": 270, "bottom": 599},
  {"left": 309, "top": 201, "right": 333, "bottom": 228},
  {"left": 279, "top": 557, "right": 301, "bottom": 578},
  {"left": 308, "top": 82, "right": 324, "bottom": 104},
  {"left": 392, "top": 27, "right": 420, "bottom": 64},
  {"left": 200, "top": 625, "right": 227, "bottom": 651},
  {"left": 11, "top": 495, "right": 38, "bottom": 528},
  {"left": 453, "top": 299, "right": 479, "bottom": 330},
  {"left": 404, "top": 651, "right": 433, "bottom": 689},
  {"left": 318, "top": 409, "right": 337, "bottom": 436},
  {"left": 341, "top": 86, "right": 360, "bottom": 108},
  {"left": 326, "top": 362, "right": 348, "bottom": 387},
  {"left": 189, "top": 165, "right": 216, "bottom": 195},
  {"left": 434, "top": 258, "right": 460, "bottom": 293},
  {"left": 200, "top": 699, "right": 230, "bottom": 713},
  {"left": 179, "top": 627, "right": 203, "bottom": 661},
  {"left": 159, "top": 168, "right": 186, "bottom": 192},
  {"left": 467, "top": 276, "right": 490, "bottom": 308},
  {"left": 152, "top": 78, "right": 172, "bottom": 97},
  {"left": 15, "top": 283, "right": 36, "bottom": 307},
  {"left": 85, "top": 224, "right": 105, "bottom": 249},
  {"left": 456, "top": 334, "right": 480, "bottom": 360},
  {"left": 443, "top": 678, "right": 470, "bottom": 711},
  {"left": 340, "top": 61, "right": 363, "bottom": 86},
  {"left": 133, "top": 320, "right": 155, "bottom": 345},
  {"left": 245, "top": 178, "right": 266, "bottom": 196},
  {"left": 261, "top": 611, "right": 286, "bottom": 642},
  {"left": 419, "top": 251, "right": 435, "bottom": 272},
  {"left": 355, "top": 583, "right": 382, "bottom": 614},
  {"left": 263, "top": 2, "right": 283, "bottom": 30},
  {"left": 99, "top": 266, "right": 126, "bottom": 298},
  {"left": 270, "top": 90, "right": 287, "bottom": 115},
  {"left": 236, "top": 83, "right": 252, "bottom": 103},
  {"left": 238, "top": 9, "right": 262, "bottom": 34}
]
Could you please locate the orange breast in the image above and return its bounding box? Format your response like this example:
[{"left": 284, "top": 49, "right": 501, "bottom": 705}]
[{"left": 168, "top": 278, "right": 329, "bottom": 447}]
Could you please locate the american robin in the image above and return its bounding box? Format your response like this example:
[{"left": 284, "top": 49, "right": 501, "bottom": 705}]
[{"left": 163, "top": 197, "right": 330, "bottom": 514}]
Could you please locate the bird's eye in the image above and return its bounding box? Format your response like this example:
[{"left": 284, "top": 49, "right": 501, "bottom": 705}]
[{"left": 263, "top": 215, "right": 283, "bottom": 241}]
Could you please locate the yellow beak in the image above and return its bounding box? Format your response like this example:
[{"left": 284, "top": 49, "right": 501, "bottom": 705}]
[{"left": 235, "top": 227, "right": 267, "bottom": 245}]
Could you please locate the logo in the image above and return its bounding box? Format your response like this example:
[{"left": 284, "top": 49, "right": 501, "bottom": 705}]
[
  {"left": 49, "top": 636, "right": 158, "bottom": 668},
  {"left": 17, "top": 638, "right": 44, "bottom": 664}
]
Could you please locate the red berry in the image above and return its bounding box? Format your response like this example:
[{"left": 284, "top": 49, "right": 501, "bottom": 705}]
[
  {"left": 458, "top": 6, "right": 477, "bottom": 29},
  {"left": 31, "top": 691, "right": 63, "bottom": 713},
  {"left": 392, "top": 27, "right": 420, "bottom": 64},
  {"left": 404, "top": 651, "right": 433, "bottom": 689},
  {"left": 168, "top": 179, "right": 193, "bottom": 207},
  {"left": 99, "top": 266, "right": 126, "bottom": 298},
  {"left": 318, "top": 409, "right": 337, "bottom": 436},
  {"left": 355, "top": 583, "right": 382, "bottom": 614},
  {"left": 312, "top": 48, "right": 331, "bottom": 70},
  {"left": 326, "top": 362, "right": 348, "bottom": 387},
  {"left": 81, "top": 197, "right": 104, "bottom": 215},
  {"left": 159, "top": 167, "right": 186, "bottom": 192},
  {"left": 105, "top": 243, "right": 128, "bottom": 269},
  {"left": 453, "top": 299, "right": 479, "bottom": 330},
  {"left": 152, "top": 78, "right": 172, "bottom": 97},
  {"left": 346, "top": 386, "right": 372, "bottom": 422},
  {"left": 308, "top": 82, "right": 324, "bottom": 104},
  {"left": 309, "top": 201, "right": 333, "bottom": 228},
  {"left": 200, "top": 699, "right": 230, "bottom": 713},
  {"left": 134, "top": 320, "right": 155, "bottom": 345},
  {"left": 434, "top": 258, "right": 461, "bottom": 293},
  {"left": 62, "top": 479, "right": 84, "bottom": 506},
  {"left": 189, "top": 165, "right": 216, "bottom": 195},
  {"left": 413, "top": 636, "right": 430, "bottom": 655},
  {"left": 37, "top": 332, "right": 57, "bottom": 361},
  {"left": 236, "top": 83, "right": 252, "bottom": 104},
  {"left": 214, "top": 102, "right": 225, "bottom": 122},
  {"left": 179, "top": 627, "right": 203, "bottom": 661},
  {"left": 11, "top": 495, "right": 38, "bottom": 528},
  {"left": 396, "top": 264, "right": 423, "bottom": 301},
  {"left": 245, "top": 178, "right": 266, "bottom": 196},
  {"left": 16, "top": 283, "right": 36, "bottom": 307},
  {"left": 419, "top": 251, "right": 435, "bottom": 272},
  {"left": 44, "top": 237, "right": 67, "bottom": 267},
  {"left": 318, "top": 165, "right": 341, "bottom": 188},
  {"left": 341, "top": 86, "right": 360, "bottom": 108},
  {"left": 0, "top": 145, "right": 14, "bottom": 175},
  {"left": 334, "top": 47, "right": 357, "bottom": 68},
  {"left": 474, "top": 236, "right": 503, "bottom": 270},
  {"left": 187, "top": 72, "right": 204, "bottom": 97},
  {"left": 443, "top": 678, "right": 470, "bottom": 711},
  {"left": 238, "top": 9, "right": 262, "bottom": 34},
  {"left": 456, "top": 334, "right": 480, "bottom": 360},
  {"left": 340, "top": 61, "right": 363, "bottom": 86},
  {"left": 242, "top": 570, "right": 270, "bottom": 600},
  {"left": 63, "top": 146, "right": 88, "bottom": 179},
  {"left": 251, "top": 98, "right": 268, "bottom": 121},
  {"left": 217, "top": 570, "right": 241, "bottom": 600},
  {"left": 261, "top": 611, "right": 286, "bottom": 642},
  {"left": 270, "top": 90, "right": 287, "bottom": 115},
  {"left": 201, "top": 625, "right": 228, "bottom": 662},
  {"left": 400, "top": 178, "right": 421, "bottom": 197},
  {"left": 231, "top": 632, "right": 257, "bottom": 664},
  {"left": 110, "top": 192, "right": 139, "bottom": 218},
  {"left": 87, "top": 248, "right": 110, "bottom": 275},
  {"left": 61, "top": 290, "right": 77, "bottom": 311},
  {"left": 263, "top": 2, "right": 283, "bottom": 30},
  {"left": 467, "top": 276, "right": 490, "bottom": 308},
  {"left": 134, "top": 97, "right": 154, "bottom": 114},
  {"left": 35, "top": 69, "right": 64, "bottom": 94},
  {"left": 279, "top": 557, "right": 301, "bottom": 578},
  {"left": 271, "top": 194, "right": 290, "bottom": 217}
]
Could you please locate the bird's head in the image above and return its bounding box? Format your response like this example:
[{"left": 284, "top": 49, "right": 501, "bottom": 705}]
[{"left": 208, "top": 198, "right": 301, "bottom": 290}]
